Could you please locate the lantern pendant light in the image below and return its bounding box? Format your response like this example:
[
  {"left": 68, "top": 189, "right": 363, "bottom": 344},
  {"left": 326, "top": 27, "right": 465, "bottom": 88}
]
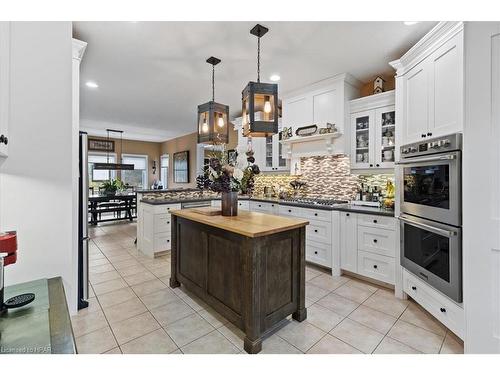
[
  {"left": 241, "top": 24, "right": 278, "bottom": 138},
  {"left": 197, "top": 56, "right": 229, "bottom": 144}
]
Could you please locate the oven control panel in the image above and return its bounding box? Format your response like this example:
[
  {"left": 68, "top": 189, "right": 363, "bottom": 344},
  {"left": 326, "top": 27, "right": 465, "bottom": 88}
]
[{"left": 400, "top": 133, "right": 461, "bottom": 158}]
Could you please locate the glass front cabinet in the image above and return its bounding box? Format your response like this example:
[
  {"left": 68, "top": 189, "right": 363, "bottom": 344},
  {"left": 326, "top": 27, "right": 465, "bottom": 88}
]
[
  {"left": 349, "top": 91, "right": 395, "bottom": 170},
  {"left": 262, "top": 131, "right": 289, "bottom": 172}
]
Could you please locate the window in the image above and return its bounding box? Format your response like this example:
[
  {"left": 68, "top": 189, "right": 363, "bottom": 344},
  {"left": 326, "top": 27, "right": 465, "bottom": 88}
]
[
  {"left": 121, "top": 154, "right": 148, "bottom": 189},
  {"left": 88, "top": 153, "right": 116, "bottom": 188},
  {"left": 160, "top": 154, "right": 169, "bottom": 189}
]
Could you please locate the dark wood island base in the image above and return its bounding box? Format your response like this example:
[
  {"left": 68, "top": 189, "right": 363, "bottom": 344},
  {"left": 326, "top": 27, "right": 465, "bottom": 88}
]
[{"left": 169, "top": 210, "right": 309, "bottom": 354}]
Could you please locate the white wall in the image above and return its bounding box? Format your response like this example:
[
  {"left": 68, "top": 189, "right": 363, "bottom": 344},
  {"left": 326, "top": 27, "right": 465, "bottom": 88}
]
[{"left": 0, "top": 22, "right": 76, "bottom": 312}]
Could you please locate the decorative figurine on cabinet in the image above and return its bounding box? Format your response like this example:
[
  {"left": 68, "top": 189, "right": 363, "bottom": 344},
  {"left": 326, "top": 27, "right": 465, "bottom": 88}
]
[{"left": 373, "top": 76, "right": 385, "bottom": 94}]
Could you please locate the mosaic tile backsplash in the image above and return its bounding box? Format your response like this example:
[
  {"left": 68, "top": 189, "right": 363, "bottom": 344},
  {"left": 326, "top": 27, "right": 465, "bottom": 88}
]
[{"left": 253, "top": 154, "right": 394, "bottom": 200}]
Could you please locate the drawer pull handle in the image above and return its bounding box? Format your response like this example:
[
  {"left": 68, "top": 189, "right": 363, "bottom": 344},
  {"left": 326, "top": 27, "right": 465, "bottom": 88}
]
[
  {"left": 272, "top": 204, "right": 274, "bottom": 207},
  {"left": 314, "top": 213, "right": 318, "bottom": 216},
  {"left": 167, "top": 221, "right": 170, "bottom": 224},
  {"left": 373, "top": 264, "right": 378, "bottom": 269},
  {"left": 288, "top": 209, "right": 292, "bottom": 212},
  {"left": 259, "top": 205, "right": 262, "bottom": 207},
  {"left": 440, "top": 307, "right": 446, "bottom": 313},
  {"left": 167, "top": 240, "right": 170, "bottom": 243},
  {"left": 314, "top": 251, "right": 318, "bottom": 255},
  {"left": 346, "top": 213, "right": 350, "bottom": 217},
  {"left": 373, "top": 219, "right": 378, "bottom": 223},
  {"left": 411, "top": 286, "right": 417, "bottom": 291},
  {"left": 314, "top": 229, "right": 318, "bottom": 233},
  {"left": 373, "top": 239, "right": 378, "bottom": 243}
]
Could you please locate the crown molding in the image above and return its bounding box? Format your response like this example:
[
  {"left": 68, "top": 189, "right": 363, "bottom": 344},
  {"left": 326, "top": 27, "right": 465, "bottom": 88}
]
[
  {"left": 390, "top": 21, "right": 464, "bottom": 76},
  {"left": 349, "top": 90, "right": 395, "bottom": 113},
  {"left": 282, "top": 72, "right": 363, "bottom": 99},
  {"left": 72, "top": 38, "right": 87, "bottom": 61}
]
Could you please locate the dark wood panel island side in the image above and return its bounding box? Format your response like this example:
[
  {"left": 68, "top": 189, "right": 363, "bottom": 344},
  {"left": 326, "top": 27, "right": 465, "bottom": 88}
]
[{"left": 169, "top": 209, "right": 309, "bottom": 354}]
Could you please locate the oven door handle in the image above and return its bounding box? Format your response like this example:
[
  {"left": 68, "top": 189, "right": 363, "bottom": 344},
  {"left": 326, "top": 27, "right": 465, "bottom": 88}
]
[
  {"left": 396, "top": 154, "right": 456, "bottom": 165},
  {"left": 398, "top": 216, "right": 458, "bottom": 237}
]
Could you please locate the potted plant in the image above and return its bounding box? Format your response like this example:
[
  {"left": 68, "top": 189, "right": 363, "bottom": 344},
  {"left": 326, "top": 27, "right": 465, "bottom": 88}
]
[
  {"left": 100, "top": 178, "right": 124, "bottom": 196},
  {"left": 200, "top": 145, "right": 260, "bottom": 216}
]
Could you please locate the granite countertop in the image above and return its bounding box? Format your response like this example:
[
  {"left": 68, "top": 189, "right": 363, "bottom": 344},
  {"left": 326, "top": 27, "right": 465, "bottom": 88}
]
[
  {"left": 136, "top": 188, "right": 199, "bottom": 194},
  {"left": 141, "top": 195, "right": 395, "bottom": 217},
  {"left": 0, "top": 277, "right": 76, "bottom": 354}
]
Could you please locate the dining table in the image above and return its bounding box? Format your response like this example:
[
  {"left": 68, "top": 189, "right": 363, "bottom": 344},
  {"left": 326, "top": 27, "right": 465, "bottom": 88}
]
[{"left": 88, "top": 192, "right": 137, "bottom": 225}]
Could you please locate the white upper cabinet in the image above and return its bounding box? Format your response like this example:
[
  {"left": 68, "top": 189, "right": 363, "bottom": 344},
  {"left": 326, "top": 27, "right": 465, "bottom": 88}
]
[
  {"left": 0, "top": 22, "right": 11, "bottom": 158},
  {"left": 392, "top": 22, "right": 464, "bottom": 145},
  {"left": 283, "top": 95, "right": 310, "bottom": 129},
  {"left": 312, "top": 88, "right": 339, "bottom": 126},
  {"left": 349, "top": 91, "right": 396, "bottom": 170}
]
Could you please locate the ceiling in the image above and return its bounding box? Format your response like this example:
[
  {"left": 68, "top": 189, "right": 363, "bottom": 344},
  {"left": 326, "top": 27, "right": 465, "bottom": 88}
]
[{"left": 73, "top": 21, "right": 437, "bottom": 142}]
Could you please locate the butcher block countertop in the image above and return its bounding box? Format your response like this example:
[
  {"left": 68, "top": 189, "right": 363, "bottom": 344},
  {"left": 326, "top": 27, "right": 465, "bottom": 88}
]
[{"left": 170, "top": 209, "right": 309, "bottom": 238}]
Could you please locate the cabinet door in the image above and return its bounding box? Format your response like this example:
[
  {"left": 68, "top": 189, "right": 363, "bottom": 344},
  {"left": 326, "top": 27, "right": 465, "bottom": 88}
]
[
  {"left": 340, "top": 212, "right": 357, "bottom": 273},
  {"left": 313, "top": 88, "right": 338, "bottom": 127},
  {"left": 282, "top": 96, "right": 312, "bottom": 133},
  {"left": 273, "top": 132, "right": 289, "bottom": 171},
  {"left": 374, "top": 105, "right": 396, "bottom": 168},
  {"left": 0, "top": 22, "right": 10, "bottom": 158},
  {"left": 351, "top": 110, "right": 375, "bottom": 169},
  {"left": 249, "top": 136, "right": 266, "bottom": 171},
  {"left": 428, "top": 31, "right": 464, "bottom": 138},
  {"left": 404, "top": 61, "right": 429, "bottom": 144},
  {"left": 262, "top": 135, "right": 274, "bottom": 171}
]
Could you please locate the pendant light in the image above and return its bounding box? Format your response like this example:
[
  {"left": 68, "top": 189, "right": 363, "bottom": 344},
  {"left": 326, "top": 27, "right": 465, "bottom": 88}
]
[
  {"left": 94, "top": 129, "right": 134, "bottom": 170},
  {"left": 241, "top": 24, "right": 278, "bottom": 137},
  {"left": 197, "top": 57, "right": 229, "bottom": 144}
]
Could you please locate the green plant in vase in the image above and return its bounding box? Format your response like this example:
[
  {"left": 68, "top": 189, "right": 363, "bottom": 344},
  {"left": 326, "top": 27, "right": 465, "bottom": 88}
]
[{"left": 100, "top": 178, "right": 124, "bottom": 196}]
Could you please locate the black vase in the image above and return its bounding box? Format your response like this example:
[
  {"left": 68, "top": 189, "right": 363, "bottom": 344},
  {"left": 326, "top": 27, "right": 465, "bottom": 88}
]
[{"left": 221, "top": 191, "right": 238, "bottom": 216}]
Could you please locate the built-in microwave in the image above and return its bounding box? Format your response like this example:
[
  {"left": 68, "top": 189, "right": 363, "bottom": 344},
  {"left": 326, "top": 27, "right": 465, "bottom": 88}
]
[{"left": 397, "top": 133, "right": 462, "bottom": 227}]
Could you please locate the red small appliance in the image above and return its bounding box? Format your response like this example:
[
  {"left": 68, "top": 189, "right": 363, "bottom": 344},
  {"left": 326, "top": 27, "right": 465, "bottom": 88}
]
[{"left": 0, "top": 231, "right": 35, "bottom": 313}]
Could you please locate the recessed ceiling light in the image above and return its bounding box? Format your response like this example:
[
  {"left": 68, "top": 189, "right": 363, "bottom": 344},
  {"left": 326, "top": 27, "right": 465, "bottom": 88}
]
[
  {"left": 270, "top": 74, "right": 280, "bottom": 82},
  {"left": 404, "top": 21, "right": 420, "bottom": 26},
  {"left": 86, "top": 81, "right": 99, "bottom": 88}
]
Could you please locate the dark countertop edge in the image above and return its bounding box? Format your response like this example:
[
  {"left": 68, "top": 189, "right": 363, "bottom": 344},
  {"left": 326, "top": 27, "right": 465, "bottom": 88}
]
[
  {"left": 140, "top": 197, "right": 395, "bottom": 217},
  {"left": 136, "top": 188, "right": 199, "bottom": 194},
  {"left": 48, "top": 277, "right": 76, "bottom": 354}
]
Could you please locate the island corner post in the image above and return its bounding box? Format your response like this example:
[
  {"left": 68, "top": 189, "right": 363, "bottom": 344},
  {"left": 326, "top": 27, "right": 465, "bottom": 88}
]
[{"left": 169, "top": 210, "right": 308, "bottom": 354}]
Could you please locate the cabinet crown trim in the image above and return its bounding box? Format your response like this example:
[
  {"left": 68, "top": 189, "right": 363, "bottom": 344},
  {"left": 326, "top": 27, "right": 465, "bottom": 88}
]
[
  {"left": 281, "top": 72, "right": 362, "bottom": 99},
  {"left": 349, "top": 90, "right": 395, "bottom": 113},
  {"left": 390, "top": 21, "right": 464, "bottom": 76}
]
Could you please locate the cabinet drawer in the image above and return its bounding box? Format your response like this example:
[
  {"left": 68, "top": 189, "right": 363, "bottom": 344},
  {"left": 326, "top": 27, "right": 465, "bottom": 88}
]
[
  {"left": 306, "top": 240, "right": 331, "bottom": 268},
  {"left": 357, "top": 250, "right": 395, "bottom": 284},
  {"left": 237, "top": 200, "right": 250, "bottom": 210},
  {"left": 154, "top": 213, "right": 172, "bottom": 234},
  {"left": 357, "top": 214, "right": 395, "bottom": 230},
  {"left": 249, "top": 201, "right": 278, "bottom": 214},
  {"left": 154, "top": 232, "right": 172, "bottom": 252},
  {"left": 306, "top": 219, "right": 332, "bottom": 244},
  {"left": 153, "top": 203, "right": 181, "bottom": 214},
  {"left": 357, "top": 226, "right": 396, "bottom": 258},
  {"left": 301, "top": 207, "right": 332, "bottom": 222},
  {"left": 403, "top": 269, "right": 464, "bottom": 339},
  {"left": 278, "top": 205, "right": 303, "bottom": 217}
]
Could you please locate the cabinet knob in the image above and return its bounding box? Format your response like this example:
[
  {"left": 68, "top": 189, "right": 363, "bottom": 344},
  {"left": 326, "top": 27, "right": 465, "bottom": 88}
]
[
  {"left": 373, "top": 239, "right": 378, "bottom": 243},
  {"left": 288, "top": 209, "right": 291, "bottom": 212},
  {"left": 373, "top": 264, "right": 378, "bottom": 269},
  {"left": 376, "top": 164, "right": 380, "bottom": 167},
  {"left": 314, "top": 229, "right": 318, "bottom": 233},
  {"left": 369, "top": 164, "right": 373, "bottom": 167},
  {"left": 440, "top": 307, "right": 446, "bottom": 313},
  {"left": 271, "top": 204, "right": 274, "bottom": 207},
  {"left": 427, "top": 132, "right": 433, "bottom": 137},
  {"left": 346, "top": 213, "right": 350, "bottom": 217},
  {"left": 314, "top": 251, "right": 318, "bottom": 255},
  {"left": 411, "top": 286, "right": 417, "bottom": 291},
  {"left": 167, "top": 240, "right": 170, "bottom": 243},
  {"left": 373, "top": 219, "right": 378, "bottom": 223},
  {"left": 421, "top": 134, "right": 426, "bottom": 138},
  {"left": 0, "top": 134, "right": 8, "bottom": 145},
  {"left": 167, "top": 221, "right": 170, "bottom": 224},
  {"left": 314, "top": 213, "right": 318, "bottom": 216}
]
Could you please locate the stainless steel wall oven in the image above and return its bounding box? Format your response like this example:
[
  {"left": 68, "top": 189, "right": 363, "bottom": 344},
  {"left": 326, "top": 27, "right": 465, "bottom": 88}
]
[{"left": 398, "top": 133, "right": 462, "bottom": 302}]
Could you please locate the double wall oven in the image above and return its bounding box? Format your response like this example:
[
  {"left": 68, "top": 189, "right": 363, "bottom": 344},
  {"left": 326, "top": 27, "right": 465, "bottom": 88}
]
[{"left": 397, "top": 133, "right": 462, "bottom": 302}]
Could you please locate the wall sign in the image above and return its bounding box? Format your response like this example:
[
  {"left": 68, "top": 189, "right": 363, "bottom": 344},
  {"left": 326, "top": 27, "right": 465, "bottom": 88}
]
[{"left": 88, "top": 138, "right": 115, "bottom": 152}]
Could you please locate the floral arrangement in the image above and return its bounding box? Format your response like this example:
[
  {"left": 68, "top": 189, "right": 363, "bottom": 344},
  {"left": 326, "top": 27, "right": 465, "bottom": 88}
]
[
  {"left": 100, "top": 178, "right": 124, "bottom": 195},
  {"left": 197, "top": 144, "right": 260, "bottom": 195}
]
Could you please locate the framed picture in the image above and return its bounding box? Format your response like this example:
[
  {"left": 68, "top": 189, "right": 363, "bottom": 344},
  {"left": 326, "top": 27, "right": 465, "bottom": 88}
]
[
  {"left": 88, "top": 138, "right": 115, "bottom": 152},
  {"left": 173, "top": 151, "right": 190, "bottom": 183}
]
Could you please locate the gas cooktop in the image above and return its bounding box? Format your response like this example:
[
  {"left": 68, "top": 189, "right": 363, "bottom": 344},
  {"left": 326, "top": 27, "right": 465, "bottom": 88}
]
[{"left": 279, "top": 197, "right": 348, "bottom": 206}]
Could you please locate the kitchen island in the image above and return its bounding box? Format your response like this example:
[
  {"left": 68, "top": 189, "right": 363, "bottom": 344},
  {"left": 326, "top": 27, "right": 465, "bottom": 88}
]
[{"left": 169, "top": 209, "right": 309, "bottom": 354}]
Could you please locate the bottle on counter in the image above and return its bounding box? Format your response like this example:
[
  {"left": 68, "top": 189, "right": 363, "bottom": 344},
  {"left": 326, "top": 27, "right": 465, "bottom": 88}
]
[{"left": 372, "top": 186, "right": 380, "bottom": 202}]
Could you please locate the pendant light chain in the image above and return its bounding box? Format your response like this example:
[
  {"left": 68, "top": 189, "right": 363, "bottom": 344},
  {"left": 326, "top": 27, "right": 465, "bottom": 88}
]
[{"left": 257, "top": 36, "right": 261, "bottom": 83}]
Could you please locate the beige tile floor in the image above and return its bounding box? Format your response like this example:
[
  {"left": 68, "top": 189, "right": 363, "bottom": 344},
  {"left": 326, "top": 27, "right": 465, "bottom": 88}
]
[{"left": 72, "top": 221, "right": 464, "bottom": 354}]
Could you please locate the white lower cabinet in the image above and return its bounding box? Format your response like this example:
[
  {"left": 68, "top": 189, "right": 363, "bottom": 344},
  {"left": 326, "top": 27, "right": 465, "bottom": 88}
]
[
  {"left": 357, "top": 250, "right": 395, "bottom": 284},
  {"left": 403, "top": 269, "right": 464, "bottom": 339},
  {"left": 339, "top": 211, "right": 397, "bottom": 285},
  {"left": 249, "top": 201, "right": 278, "bottom": 214},
  {"left": 237, "top": 200, "right": 250, "bottom": 210},
  {"left": 140, "top": 203, "right": 181, "bottom": 257},
  {"left": 306, "top": 240, "right": 331, "bottom": 268},
  {"left": 339, "top": 212, "right": 357, "bottom": 273}
]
